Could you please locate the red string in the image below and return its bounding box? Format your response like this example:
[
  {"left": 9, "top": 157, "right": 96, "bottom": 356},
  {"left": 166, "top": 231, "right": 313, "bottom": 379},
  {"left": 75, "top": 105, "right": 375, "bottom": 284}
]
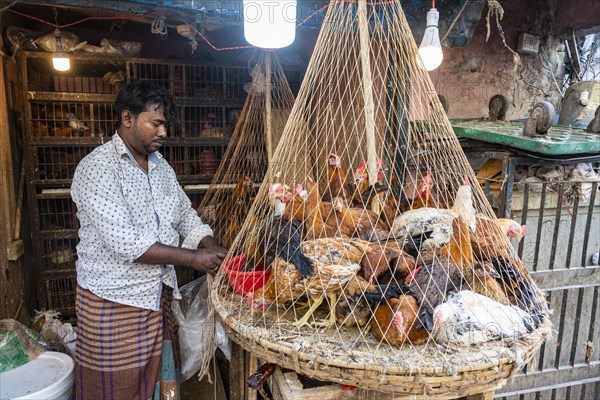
[
  {"left": 7, "top": 0, "right": 402, "bottom": 52},
  {"left": 8, "top": 8, "right": 162, "bottom": 29},
  {"left": 187, "top": 25, "right": 254, "bottom": 52}
]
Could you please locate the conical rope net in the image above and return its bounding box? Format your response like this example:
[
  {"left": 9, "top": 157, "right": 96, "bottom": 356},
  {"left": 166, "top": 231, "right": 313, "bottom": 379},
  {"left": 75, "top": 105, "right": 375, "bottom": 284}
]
[
  {"left": 198, "top": 51, "right": 295, "bottom": 247},
  {"left": 210, "top": 1, "right": 551, "bottom": 396}
]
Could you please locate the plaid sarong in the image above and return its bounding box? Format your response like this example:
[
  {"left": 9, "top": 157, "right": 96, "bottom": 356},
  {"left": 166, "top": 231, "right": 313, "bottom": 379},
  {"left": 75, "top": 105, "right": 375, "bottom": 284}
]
[{"left": 75, "top": 285, "right": 180, "bottom": 400}]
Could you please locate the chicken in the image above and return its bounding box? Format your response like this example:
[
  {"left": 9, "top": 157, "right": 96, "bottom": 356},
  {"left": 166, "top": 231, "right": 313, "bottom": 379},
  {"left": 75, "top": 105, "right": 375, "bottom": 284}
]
[
  {"left": 335, "top": 280, "right": 402, "bottom": 328},
  {"left": 370, "top": 188, "right": 400, "bottom": 228},
  {"left": 471, "top": 216, "right": 527, "bottom": 260},
  {"left": 464, "top": 262, "right": 511, "bottom": 306},
  {"left": 372, "top": 294, "right": 428, "bottom": 346},
  {"left": 283, "top": 184, "right": 308, "bottom": 221},
  {"left": 330, "top": 196, "right": 389, "bottom": 238},
  {"left": 391, "top": 176, "right": 477, "bottom": 251},
  {"left": 488, "top": 257, "right": 547, "bottom": 327},
  {"left": 261, "top": 218, "right": 313, "bottom": 278},
  {"left": 406, "top": 168, "right": 434, "bottom": 210},
  {"left": 248, "top": 238, "right": 372, "bottom": 328},
  {"left": 335, "top": 275, "right": 375, "bottom": 327},
  {"left": 408, "top": 261, "right": 464, "bottom": 331},
  {"left": 351, "top": 160, "right": 385, "bottom": 206},
  {"left": 221, "top": 176, "right": 254, "bottom": 247},
  {"left": 324, "top": 153, "right": 351, "bottom": 202},
  {"left": 65, "top": 112, "right": 90, "bottom": 135},
  {"left": 103, "top": 70, "right": 126, "bottom": 87},
  {"left": 304, "top": 177, "right": 339, "bottom": 239},
  {"left": 269, "top": 181, "right": 292, "bottom": 217},
  {"left": 432, "top": 290, "right": 536, "bottom": 349},
  {"left": 360, "top": 248, "right": 401, "bottom": 284},
  {"left": 435, "top": 216, "right": 475, "bottom": 273}
]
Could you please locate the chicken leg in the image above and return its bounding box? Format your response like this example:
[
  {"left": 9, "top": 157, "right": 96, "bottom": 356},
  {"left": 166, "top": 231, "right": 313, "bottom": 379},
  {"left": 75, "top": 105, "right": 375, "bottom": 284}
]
[{"left": 294, "top": 293, "right": 338, "bottom": 328}]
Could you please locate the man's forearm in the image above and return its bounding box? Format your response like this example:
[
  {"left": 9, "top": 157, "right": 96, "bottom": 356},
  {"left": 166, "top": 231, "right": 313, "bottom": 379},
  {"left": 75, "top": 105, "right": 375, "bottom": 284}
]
[{"left": 135, "top": 242, "right": 195, "bottom": 266}]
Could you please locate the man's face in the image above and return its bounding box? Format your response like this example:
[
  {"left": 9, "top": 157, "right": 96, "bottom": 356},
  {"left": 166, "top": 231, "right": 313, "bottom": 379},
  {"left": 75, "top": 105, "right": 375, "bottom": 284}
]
[{"left": 122, "top": 103, "right": 168, "bottom": 156}]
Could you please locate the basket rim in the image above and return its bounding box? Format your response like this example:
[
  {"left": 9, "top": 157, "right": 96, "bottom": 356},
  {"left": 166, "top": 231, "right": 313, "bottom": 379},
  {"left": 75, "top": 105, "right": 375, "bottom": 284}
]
[{"left": 210, "top": 286, "right": 552, "bottom": 380}]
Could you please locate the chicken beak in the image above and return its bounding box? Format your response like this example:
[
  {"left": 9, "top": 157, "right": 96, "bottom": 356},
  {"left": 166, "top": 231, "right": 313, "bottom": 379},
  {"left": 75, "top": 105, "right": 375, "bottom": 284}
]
[{"left": 485, "top": 266, "right": 502, "bottom": 279}]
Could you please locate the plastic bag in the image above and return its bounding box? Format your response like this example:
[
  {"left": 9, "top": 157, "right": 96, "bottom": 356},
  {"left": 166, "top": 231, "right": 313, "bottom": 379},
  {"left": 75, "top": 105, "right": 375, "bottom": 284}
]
[
  {"left": 33, "top": 310, "right": 77, "bottom": 358},
  {"left": 34, "top": 30, "right": 82, "bottom": 52},
  {"left": 0, "top": 319, "right": 48, "bottom": 372},
  {"left": 172, "top": 276, "right": 231, "bottom": 381}
]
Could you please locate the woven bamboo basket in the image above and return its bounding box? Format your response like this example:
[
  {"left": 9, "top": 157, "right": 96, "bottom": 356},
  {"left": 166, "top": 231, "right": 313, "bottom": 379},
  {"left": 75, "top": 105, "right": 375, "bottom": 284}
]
[{"left": 211, "top": 282, "right": 551, "bottom": 398}]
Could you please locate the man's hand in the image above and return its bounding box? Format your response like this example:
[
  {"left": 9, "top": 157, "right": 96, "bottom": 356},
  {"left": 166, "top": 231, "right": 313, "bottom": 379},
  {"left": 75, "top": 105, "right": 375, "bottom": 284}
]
[
  {"left": 199, "top": 235, "right": 229, "bottom": 254},
  {"left": 190, "top": 247, "right": 227, "bottom": 275}
]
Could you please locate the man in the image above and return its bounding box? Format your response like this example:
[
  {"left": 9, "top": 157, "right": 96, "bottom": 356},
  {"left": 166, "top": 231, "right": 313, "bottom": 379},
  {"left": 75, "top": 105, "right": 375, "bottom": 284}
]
[{"left": 71, "top": 80, "right": 227, "bottom": 399}]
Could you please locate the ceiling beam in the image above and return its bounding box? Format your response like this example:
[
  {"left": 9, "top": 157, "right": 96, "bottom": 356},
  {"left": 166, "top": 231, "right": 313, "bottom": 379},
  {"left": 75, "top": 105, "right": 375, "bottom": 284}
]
[{"left": 4, "top": 0, "right": 486, "bottom": 46}]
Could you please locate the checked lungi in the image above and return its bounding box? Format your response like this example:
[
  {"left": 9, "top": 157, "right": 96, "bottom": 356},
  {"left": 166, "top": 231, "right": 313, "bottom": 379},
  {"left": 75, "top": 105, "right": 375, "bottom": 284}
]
[{"left": 75, "top": 285, "right": 180, "bottom": 400}]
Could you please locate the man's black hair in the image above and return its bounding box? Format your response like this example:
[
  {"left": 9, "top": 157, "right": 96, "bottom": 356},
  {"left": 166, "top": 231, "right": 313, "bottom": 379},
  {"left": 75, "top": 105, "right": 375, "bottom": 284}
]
[{"left": 114, "top": 80, "right": 177, "bottom": 127}]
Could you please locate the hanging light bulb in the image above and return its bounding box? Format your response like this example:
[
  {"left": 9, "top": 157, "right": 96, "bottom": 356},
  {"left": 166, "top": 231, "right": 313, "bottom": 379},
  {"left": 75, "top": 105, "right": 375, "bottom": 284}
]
[
  {"left": 52, "top": 29, "right": 70, "bottom": 72},
  {"left": 418, "top": 3, "right": 443, "bottom": 71},
  {"left": 243, "top": 0, "right": 297, "bottom": 49}
]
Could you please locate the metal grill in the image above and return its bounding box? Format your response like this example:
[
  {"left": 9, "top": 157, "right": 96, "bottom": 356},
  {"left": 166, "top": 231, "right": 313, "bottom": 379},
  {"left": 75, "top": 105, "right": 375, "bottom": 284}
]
[
  {"left": 129, "top": 61, "right": 249, "bottom": 99},
  {"left": 42, "top": 238, "right": 78, "bottom": 273},
  {"left": 37, "top": 195, "right": 78, "bottom": 232},
  {"left": 173, "top": 105, "right": 241, "bottom": 138},
  {"left": 466, "top": 147, "right": 600, "bottom": 398},
  {"left": 161, "top": 143, "right": 228, "bottom": 181},
  {"left": 30, "top": 101, "right": 116, "bottom": 138},
  {"left": 27, "top": 56, "right": 125, "bottom": 94},
  {"left": 44, "top": 274, "right": 77, "bottom": 316},
  {"left": 35, "top": 145, "right": 96, "bottom": 183}
]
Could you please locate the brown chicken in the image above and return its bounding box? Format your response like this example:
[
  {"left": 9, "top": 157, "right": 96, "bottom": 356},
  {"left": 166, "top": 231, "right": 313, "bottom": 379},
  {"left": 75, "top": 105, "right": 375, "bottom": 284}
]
[
  {"left": 351, "top": 160, "right": 385, "bottom": 206},
  {"left": 435, "top": 216, "right": 475, "bottom": 273},
  {"left": 324, "top": 153, "right": 351, "bottom": 202},
  {"left": 360, "top": 248, "right": 400, "bottom": 284},
  {"left": 335, "top": 274, "right": 376, "bottom": 327},
  {"left": 304, "top": 177, "right": 339, "bottom": 239},
  {"left": 369, "top": 188, "right": 402, "bottom": 231},
  {"left": 283, "top": 184, "right": 308, "bottom": 221},
  {"left": 407, "top": 168, "right": 434, "bottom": 210},
  {"left": 248, "top": 238, "right": 371, "bottom": 328},
  {"left": 330, "top": 196, "right": 390, "bottom": 238},
  {"left": 471, "top": 216, "right": 527, "bottom": 260},
  {"left": 220, "top": 176, "right": 253, "bottom": 247},
  {"left": 371, "top": 295, "right": 427, "bottom": 346},
  {"left": 464, "top": 262, "right": 511, "bottom": 305}
]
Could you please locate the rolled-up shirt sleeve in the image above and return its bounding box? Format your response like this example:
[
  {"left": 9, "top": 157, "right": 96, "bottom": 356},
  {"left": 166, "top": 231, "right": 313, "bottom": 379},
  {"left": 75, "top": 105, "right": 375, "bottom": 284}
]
[
  {"left": 72, "top": 159, "right": 158, "bottom": 263},
  {"left": 174, "top": 183, "right": 214, "bottom": 249}
]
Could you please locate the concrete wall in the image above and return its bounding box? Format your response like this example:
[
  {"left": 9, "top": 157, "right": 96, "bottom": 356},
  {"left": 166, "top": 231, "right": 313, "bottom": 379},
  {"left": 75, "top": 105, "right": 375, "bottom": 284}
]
[{"left": 429, "top": 0, "right": 571, "bottom": 120}]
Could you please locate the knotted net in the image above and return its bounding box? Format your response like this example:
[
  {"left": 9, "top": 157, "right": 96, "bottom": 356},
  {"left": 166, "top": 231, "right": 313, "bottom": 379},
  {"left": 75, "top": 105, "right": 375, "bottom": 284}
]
[
  {"left": 198, "top": 51, "right": 295, "bottom": 247},
  {"left": 210, "top": 1, "right": 551, "bottom": 396}
]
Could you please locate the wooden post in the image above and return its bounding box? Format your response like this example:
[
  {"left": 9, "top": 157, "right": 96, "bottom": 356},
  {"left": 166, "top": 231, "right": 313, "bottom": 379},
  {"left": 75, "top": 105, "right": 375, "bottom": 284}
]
[
  {"left": 357, "top": 0, "right": 378, "bottom": 186},
  {"left": 230, "top": 342, "right": 247, "bottom": 400},
  {"left": 264, "top": 51, "right": 273, "bottom": 164},
  {"left": 245, "top": 353, "right": 258, "bottom": 400}
]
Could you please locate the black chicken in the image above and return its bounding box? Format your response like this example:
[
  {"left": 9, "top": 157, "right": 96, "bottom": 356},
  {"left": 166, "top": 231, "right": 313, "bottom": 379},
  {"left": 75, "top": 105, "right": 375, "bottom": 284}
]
[{"left": 262, "top": 217, "right": 314, "bottom": 277}]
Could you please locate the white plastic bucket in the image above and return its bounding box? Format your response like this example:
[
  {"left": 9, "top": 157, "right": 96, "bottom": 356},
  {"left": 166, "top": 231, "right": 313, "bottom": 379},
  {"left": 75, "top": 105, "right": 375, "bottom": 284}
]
[{"left": 0, "top": 351, "right": 74, "bottom": 400}]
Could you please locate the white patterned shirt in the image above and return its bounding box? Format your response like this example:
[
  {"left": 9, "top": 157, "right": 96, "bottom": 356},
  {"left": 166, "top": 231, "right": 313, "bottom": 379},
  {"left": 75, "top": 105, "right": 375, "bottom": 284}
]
[{"left": 71, "top": 133, "right": 213, "bottom": 310}]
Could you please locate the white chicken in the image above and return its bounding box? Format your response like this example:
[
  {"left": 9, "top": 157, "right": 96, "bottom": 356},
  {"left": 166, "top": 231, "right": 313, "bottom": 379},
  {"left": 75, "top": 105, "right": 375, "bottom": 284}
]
[
  {"left": 391, "top": 176, "right": 476, "bottom": 249},
  {"left": 432, "top": 290, "right": 536, "bottom": 349}
]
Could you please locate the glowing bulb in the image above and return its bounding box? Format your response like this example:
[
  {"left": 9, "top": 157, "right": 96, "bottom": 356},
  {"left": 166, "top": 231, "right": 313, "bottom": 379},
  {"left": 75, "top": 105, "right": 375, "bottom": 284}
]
[
  {"left": 52, "top": 56, "right": 70, "bottom": 71},
  {"left": 418, "top": 8, "right": 443, "bottom": 71},
  {"left": 243, "top": 0, "right": 297, "bottom": 49},
  {"left": 52, "top": 29, "right": 71, "bottom": 72}
]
